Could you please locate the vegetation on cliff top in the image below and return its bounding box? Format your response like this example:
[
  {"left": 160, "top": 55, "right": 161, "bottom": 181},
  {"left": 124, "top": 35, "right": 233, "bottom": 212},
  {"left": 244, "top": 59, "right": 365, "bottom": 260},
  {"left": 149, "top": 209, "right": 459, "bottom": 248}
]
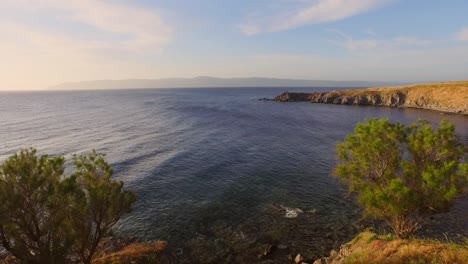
[
  {"left": 343, "top": 81, "right": 468, "bottom": 112},
  {"left": 361, "top": 80, "right": 468, "bottom": 99},
  {"left": 321, "top": 231, "right": 468, "bottom": 264}
]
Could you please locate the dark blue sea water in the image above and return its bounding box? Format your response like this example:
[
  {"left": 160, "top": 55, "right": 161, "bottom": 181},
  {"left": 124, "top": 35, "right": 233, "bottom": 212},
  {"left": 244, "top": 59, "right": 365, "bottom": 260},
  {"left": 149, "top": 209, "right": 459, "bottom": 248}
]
[{"left": 0, "top": 88, "right": 467, "bottom": 262}]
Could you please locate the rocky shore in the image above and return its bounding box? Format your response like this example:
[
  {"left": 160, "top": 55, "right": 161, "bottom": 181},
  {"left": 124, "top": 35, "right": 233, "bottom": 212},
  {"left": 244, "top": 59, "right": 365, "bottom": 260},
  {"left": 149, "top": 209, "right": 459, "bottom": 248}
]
[{"left": 273, "top": 81, "right": 468, "bottom": 115}]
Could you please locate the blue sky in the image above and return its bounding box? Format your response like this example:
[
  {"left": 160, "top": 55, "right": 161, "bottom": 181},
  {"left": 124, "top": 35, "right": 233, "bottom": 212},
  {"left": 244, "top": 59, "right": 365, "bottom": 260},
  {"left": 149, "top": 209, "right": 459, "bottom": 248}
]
[{"left": 1, "top": 0, "right": 467, "bottom": 89}]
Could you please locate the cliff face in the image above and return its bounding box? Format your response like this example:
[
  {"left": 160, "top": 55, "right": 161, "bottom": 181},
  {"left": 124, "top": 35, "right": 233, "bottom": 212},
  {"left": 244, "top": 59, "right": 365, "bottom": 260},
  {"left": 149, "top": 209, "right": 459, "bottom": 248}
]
[
  {"left": 275, "top": 91, "right": 406, "bottom": 106},
  {"left": 275, "top": 81, "right": 468, "bottom": 115}
]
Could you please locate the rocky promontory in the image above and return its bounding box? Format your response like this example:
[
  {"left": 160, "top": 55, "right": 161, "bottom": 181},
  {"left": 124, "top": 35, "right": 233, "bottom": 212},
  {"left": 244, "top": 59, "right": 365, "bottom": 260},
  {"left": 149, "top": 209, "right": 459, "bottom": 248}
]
[{"left": 274, "top": 81, "right": 468, "bottom": 115}]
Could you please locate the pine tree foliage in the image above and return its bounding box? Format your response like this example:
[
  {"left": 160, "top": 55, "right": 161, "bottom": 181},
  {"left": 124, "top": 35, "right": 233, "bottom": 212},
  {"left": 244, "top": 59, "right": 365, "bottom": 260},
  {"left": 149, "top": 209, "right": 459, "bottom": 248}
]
[
  {"left": 0, "top": 149, "right": 135, "bottom": 264},
  {"left": 336, "top": 119, "right": 467, "bottom": 238},
  {"left": 71, "top": 151, "right": 136, "bottom": 264}
]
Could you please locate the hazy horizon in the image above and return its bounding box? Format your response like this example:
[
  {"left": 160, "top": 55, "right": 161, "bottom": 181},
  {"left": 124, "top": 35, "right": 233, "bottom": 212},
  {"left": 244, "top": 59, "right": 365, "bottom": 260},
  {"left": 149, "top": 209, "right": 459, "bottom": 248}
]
[
  {"left": 1, "top": 0, "right": 468, "bottom": 90},
  {"left": 0, "top": 75, "right": 464, "bottom": 92},
  {"left": 48, "top": 76, "right": 414, "bottom": 91}
]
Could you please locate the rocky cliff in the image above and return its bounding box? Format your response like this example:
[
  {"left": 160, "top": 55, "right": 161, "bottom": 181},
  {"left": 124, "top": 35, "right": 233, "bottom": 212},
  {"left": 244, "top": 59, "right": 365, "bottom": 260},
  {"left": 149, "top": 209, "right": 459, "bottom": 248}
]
[{"left": 274, "top": 81, "right": 468, "bottom": 115}]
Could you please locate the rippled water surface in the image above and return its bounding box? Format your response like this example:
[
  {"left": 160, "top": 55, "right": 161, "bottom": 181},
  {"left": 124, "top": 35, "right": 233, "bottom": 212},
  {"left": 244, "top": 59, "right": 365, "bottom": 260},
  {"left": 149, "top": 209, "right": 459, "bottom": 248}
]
[{"left": 1, "top": 88, "right": 467, "bottom": 262}]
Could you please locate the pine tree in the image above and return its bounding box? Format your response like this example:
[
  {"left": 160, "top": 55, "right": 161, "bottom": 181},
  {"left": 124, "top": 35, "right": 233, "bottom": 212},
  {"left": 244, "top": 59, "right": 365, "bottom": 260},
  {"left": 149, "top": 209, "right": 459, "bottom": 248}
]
[
  {"left": 336, "top": 119, "right": 467, "bottom": 238},
  {"left": 0, "top": 149, "right": 135, "bottom": 263},
  {"left": 70, "top": 151, "right": 135, "bottom": 264}
]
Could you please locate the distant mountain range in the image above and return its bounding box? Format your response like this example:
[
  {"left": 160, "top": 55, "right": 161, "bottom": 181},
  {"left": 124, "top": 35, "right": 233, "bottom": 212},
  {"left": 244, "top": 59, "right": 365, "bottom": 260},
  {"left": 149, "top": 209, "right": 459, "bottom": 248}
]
[{"left": 50, "top": 76, "right": 405, "bottom": 90}]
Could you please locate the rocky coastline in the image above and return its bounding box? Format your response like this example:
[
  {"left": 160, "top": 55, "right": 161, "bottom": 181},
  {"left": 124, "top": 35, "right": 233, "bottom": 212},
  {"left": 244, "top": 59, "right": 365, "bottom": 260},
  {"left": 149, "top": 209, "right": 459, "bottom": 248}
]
[{"left": 272, "top": 81, "right": 468, "bottom": 115}]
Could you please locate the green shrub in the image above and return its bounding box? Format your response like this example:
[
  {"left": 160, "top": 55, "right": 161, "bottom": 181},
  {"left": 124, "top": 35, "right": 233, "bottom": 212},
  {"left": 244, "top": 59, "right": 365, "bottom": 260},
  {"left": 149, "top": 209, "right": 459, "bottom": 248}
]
[
  {"left": 382, "top": 233, "right": 396, "bottom": 241},
  {"left": 335, "top": 119, "right": 467, "bottom": 238},
  {"left": 0, "top": 149, "right": 135, "bottom": 264},
  {"left": 366, "top": 234, "right": 378, "bottom": 244}
]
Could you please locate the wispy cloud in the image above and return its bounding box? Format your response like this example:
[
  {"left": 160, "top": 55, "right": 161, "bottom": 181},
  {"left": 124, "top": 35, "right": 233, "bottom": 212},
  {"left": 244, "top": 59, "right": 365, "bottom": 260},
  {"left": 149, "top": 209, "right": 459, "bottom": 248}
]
[
  {"left": 455, "top": 27, "right": 468, "bottom": 41},
  {"left": 327, "top": 29, "right": 432, "bottom": 51},
  {"left": 0, "top": 22, "right": 158, "bottom": 89},
  {"left": 0, "top": 0, "right": 173, "bottom": 89},
  {"left": 1, "top": 0, "right": 172, "bottom": 52},
  {"left": 363, "top": 28, "right": 376, "bottom": 36},
  {"left": 239, "top": 0, "right": 394, "bottom": 35},
  {"left": 237, "top": 24, "right": 261, "bottom": 36},
  {"left": 236, "top": 45, "right": 468, "bottom": 82}
]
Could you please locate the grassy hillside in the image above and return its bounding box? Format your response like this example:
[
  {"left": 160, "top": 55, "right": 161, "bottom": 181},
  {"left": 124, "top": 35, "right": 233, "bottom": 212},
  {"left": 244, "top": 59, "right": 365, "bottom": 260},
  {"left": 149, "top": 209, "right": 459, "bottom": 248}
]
[
  {"left": 319, "top": 231, "right": 468, "bottom": 264},
  {"left": 339, "top": 81, "right": 468, "bottom": 114},
  {"left": 363, "top": 80, "right": 466, "bottom": 106}
]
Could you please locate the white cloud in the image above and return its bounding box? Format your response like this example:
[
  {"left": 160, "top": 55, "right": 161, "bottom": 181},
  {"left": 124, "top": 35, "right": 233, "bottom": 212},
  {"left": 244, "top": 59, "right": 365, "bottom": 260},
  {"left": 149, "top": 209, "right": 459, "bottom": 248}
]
[
  {"left": 174, "top": 45, "right": 468, "bottom": 83},
  {"left": 341, "top": 39, "right": 381, "bottom": 50},
  {"left": 0, "top": 22, "right": 160, "bottom": 89},
  {"left": 0, "top": 0, "right": 173, "bottom": 89},
  {"left": 455, "top": 27, "right": 468, "bottom": 41},
  {"left": 0, "top": 0, "right": 172, "bottom": 52},
  {"left": 327, "top": 30, "right": 432, "bottom": 51},
  {"left": 237, "top": 24, "right": 261, "bottom": 36},
  {"left": 392, "top": 37, "right": 432, "bottom": 46},
  {"left": 239, "top": 0, "right": 393, "bottom": 35},
  {"left": 234, "top": 46, "right": 468, "bottom": 82},
  {"left": 66, "top": 0, "right": 171, "bottom": 51}
]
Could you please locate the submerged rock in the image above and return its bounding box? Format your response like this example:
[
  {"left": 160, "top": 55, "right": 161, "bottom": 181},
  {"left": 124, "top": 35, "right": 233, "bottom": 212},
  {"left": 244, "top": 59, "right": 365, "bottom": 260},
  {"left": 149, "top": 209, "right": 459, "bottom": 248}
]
[{"left": 280, "top": 205, "right": 304, "bottom": 218}]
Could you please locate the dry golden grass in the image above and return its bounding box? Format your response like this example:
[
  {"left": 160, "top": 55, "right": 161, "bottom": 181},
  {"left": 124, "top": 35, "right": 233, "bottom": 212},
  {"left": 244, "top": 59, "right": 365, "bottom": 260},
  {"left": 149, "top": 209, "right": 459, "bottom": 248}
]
[
  {"left": 92, "top": 241, "right": 176, "bottom": 264},
  {"left": 335, "top": 80, "right": 468, "bottom": 113},
  {"left": 371, "top": 80, "right": 468, "bottom": 107},
  {"left": 342, "top": 232, "right": 468, "bottom": 264},
  {"left": 0, "top": 241, "right": 176, "bottom": 264}
]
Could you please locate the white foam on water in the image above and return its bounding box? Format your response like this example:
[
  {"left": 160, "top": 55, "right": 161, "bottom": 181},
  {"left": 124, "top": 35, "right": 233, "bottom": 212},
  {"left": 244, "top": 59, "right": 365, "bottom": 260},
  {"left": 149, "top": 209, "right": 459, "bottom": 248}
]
[{"left": 280, "top": 205, "right": 304, "bottom": 218}]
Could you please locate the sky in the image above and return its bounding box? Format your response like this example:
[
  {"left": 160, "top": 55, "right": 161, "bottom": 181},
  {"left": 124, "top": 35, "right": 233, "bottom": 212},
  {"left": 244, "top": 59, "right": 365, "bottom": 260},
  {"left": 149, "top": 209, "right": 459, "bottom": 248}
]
[{"left": 1, "top": 0, "right": 468, "bottom": 90}]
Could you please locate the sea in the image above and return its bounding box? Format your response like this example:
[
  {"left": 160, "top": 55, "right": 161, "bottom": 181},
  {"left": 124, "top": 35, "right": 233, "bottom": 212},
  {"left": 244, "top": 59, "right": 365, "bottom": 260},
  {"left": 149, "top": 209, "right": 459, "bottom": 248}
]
[{"left": 0, "top": 87, "right": 467, "bottom": 262}]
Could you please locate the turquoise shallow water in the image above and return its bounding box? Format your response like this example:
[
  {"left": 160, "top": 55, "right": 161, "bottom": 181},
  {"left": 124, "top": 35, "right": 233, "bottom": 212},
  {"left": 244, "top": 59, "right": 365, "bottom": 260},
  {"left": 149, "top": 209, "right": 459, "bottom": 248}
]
[{"left": 0, "top": 87, "right": 466, "bottom": 262}]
